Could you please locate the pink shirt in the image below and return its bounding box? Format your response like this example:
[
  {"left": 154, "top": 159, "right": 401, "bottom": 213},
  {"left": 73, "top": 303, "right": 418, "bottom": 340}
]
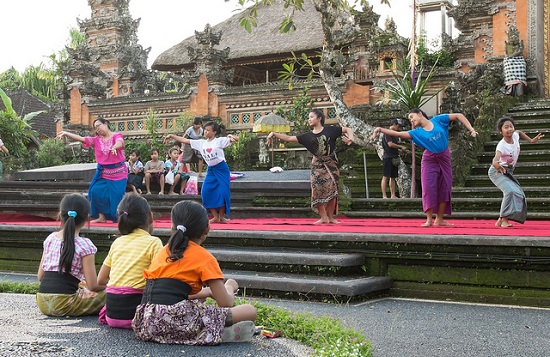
[
  {"left": 84, "top": 133, "right": 127, "bottom": 180},
  {"left": 41, "top": 232, "right": 97, "bottom": 281}
]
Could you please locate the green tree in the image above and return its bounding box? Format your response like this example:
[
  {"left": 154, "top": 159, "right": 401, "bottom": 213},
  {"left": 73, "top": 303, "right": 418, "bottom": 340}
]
[
  {"left": 274, "top": 87, "right": 314, "bottom": 135},
  {"left": 0, "top": 87, "right": 42, "bottom": 174},
  {"left": 0, "top": 68, "right": 23, "bottom": 92},
  {"left": 236, "top": 0, "right": 391, "bottom": 148}
]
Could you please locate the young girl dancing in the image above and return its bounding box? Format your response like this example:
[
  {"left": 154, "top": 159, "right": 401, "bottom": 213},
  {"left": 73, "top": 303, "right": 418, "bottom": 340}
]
[
  {"left": 488, "top": 117, "right": 544, "bottom": 227},
  {"left": 371, "top": 109, "right": 477, "bottom": 227},
  {"left": 132, "top": 200, "right": 257, "bottom": 345},
  {"left": 267, "top": 109, "right": 354, "bottom": 224},
  {"left": 36, "top": 194, "right": 105, "bottom": 316},
  {"left": 164, "top": 122, "right": 238, "bottom": 223},
  {"left": 97, "top": 193, "right": 163, "bottom": 328}
]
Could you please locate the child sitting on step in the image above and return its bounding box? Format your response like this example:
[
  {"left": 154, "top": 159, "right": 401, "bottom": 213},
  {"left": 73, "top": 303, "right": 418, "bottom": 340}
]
[
  {"left": 36, "top": 194, "right": 106, "bottom": 316},
  {"left": 132, "top": 200, "right": 257, "bottom": 344},
  {"left": 97, "top": 193, "right": 163, "bottom": 329}
]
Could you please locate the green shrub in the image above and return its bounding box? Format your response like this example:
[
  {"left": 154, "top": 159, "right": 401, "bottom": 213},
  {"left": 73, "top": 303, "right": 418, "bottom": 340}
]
[
  {"left": 36, "top": 138, "right": 66, "bottom": 167},
  {"left": 226, "top": 131, "right": 256, "bottom": 170}
]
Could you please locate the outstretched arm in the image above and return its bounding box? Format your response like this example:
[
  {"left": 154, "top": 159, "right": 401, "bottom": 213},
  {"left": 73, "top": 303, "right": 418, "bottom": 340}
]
[
  {"left": 370, "top": 127, "right": 411, "bottom": 141},
  {"left": 164, "top": 134, "right": 190, "bottom": 145},
  {"left": 448, "top": 113, "right": 477, "bottom": 137},
  {"left": 517, "top": 130, "right": 544, "bottom": 143},
  {"left": 266, "top": 132, "right": 298, "bottom": 146},
  {"left": 56, "top": 131, "right": 86, "bottom": 143}
]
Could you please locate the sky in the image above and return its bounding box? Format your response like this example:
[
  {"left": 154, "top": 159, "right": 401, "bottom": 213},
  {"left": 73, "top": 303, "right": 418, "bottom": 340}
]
[{"left": 0, "top": 0, "right": 427, "bottom": 74}]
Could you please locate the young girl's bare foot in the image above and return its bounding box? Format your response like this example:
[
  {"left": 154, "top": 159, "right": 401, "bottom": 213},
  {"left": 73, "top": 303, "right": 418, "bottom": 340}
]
[
  {"left": 421, "top": 221, "right": 432, "bottom": 227},
  {"left": 90, "top": 214, "right": 106, "bottom": 223},
  {"left": 499, "top": 218, "right": 513, "bottom": 228},
  {"left": 314, "top": 218, "right": 329, "bottom": 225},
  {"left": 328, "top": 218, "right": 340, "bottom": 224},
  {"left": 495, "top": 218, "right": 502, "bottom": 227},
  {"left": 434, "top": 220, "right": 454, "bottom": 227},
  {"left": 209, "top": 217, "right": 221, "bottom": 223},
  {"left": 221, "top": 217, "right": 230, "bottom": 223}
]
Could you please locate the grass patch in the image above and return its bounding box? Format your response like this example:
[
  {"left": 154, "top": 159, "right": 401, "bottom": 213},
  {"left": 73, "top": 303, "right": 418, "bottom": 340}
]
[
  {"left": 0, "top": 281, "right": 39, "bottom": 294},
  {"left": 251, "top": 300, "right": 372, "bottom": 357}
]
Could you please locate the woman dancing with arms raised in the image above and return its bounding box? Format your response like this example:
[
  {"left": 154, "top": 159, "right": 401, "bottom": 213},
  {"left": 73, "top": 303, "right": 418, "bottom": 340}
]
[
  {"left": 371, "top": 109, "right": 477, "bottom": 227},
  {"left": 266, "top": 109, "right": 354, "bottom": 224}
]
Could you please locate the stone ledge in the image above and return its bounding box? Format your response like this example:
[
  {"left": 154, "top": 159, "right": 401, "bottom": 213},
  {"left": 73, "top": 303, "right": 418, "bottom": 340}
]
[
  {"left": 224, "top": 269, "right": 393, "bottom": 297},
  {"left": 209, "top": 247, "right": 365, "bottom": 266}
]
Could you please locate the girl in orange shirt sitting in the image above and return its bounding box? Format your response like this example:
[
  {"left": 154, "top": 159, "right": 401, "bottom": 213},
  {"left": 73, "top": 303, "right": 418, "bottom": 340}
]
[{"left": 132, "top": 201, "right": 257, "bottom": 345}]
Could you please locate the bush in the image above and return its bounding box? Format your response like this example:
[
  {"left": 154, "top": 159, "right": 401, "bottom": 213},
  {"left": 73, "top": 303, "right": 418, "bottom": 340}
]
[
  {"left": 226, "top": 131, "right": 256, "bottom": 170},
  {"left": 36, "top": 138, "right": 66, "bottom": 167}
]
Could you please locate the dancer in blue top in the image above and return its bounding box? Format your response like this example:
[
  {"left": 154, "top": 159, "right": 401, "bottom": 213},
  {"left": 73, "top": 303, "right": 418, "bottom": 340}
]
[{"left": 371, "top": 109, "right": 477, "bottom": 227}]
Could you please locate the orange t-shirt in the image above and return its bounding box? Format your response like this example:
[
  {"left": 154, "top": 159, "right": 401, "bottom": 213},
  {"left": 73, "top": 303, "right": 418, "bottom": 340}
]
[{"left": 144, "top": 242, "right": 224, "bottom": 295}]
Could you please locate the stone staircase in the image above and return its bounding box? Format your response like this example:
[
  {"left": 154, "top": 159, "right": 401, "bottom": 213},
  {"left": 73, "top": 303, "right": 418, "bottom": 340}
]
[
  {"left": 346, "top": 99, "right": 550, "bottom": 219},
  {"left": 0, "top": 171, "right": 391, "bottom": 301},
  {"left": 1, "top": 99, "right": 549, "bottom": 302}
]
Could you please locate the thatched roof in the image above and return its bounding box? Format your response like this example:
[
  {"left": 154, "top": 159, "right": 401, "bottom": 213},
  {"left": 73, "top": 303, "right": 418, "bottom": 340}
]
[{"left": 152, "top": 1, "right": 324, "bottom": 71}]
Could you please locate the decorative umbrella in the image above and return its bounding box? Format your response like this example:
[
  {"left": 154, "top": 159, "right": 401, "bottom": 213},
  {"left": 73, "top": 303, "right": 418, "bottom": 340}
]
[{"left": 252, "top": 112, "right": 291, "bottom": 167}]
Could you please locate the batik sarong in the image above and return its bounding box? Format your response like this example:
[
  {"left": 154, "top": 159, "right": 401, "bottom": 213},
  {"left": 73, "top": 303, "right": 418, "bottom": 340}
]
[
  {"left": 420, "top": 148, "right": 452, "bottom": 215},
  {"left": 201, "top": 161, "right": 231, "bottom": 216},
  {"left": 36, "top": 288, "right": 105, "bottom": 317},
  {"left": 89, "top": 162, "right": 127, "bottom": 221},
  {"left": 488, "top": 165, "right": 527, "bottom": 223},
  {"left": 310, "top": 155, "right": 339, "bottom": 214},
  {"left": 132, "top": 299, "right": 229, "bottom": 345}
]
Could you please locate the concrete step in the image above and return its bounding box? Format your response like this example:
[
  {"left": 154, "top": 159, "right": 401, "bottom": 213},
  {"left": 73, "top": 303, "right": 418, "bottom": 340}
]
[
  {"left": 223, "top": 269, "right": 393, "bottom": 298},
  {"left": 470, "top": 162, "right": 550, "bottom": 175},
  {"left": 209, "top": 247, "right": 365, "bottom": 267}
]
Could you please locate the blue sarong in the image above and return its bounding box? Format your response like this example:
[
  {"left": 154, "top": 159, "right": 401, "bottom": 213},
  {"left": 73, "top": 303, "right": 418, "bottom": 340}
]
[
  {"left": 201, "top": 161, "right": 231, "bottom": 216},
  {"left": 88, "top": 163, "right": 127, "bottom": 222}
]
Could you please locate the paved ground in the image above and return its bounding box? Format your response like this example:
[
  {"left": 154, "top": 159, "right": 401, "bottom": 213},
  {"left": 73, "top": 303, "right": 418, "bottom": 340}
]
[{"left": 2, "top": 272, "right": 550, "bottom": 357}]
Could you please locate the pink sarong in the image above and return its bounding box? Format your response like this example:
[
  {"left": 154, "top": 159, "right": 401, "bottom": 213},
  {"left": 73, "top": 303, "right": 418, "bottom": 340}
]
[{"left": 420, "top": 148, "right": 452, "bottom": 215}]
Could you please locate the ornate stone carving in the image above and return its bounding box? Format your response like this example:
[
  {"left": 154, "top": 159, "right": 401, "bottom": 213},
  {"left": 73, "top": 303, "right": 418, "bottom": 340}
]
[{"left": 183, "top": 25, "right": 234, "bottom": 85}]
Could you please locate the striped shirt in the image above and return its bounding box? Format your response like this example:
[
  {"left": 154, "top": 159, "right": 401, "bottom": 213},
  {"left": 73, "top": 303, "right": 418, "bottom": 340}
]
[
  {"left": 102, "top": 228, "right": 163, "bottom": 289},
  {"left": 41, "top": 232, "right": 97, "bottom": 281}
]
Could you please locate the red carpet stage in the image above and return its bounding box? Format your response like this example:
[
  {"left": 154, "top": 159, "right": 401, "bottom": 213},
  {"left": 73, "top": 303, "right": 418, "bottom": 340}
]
[{"left": 1, "top": 214, "right": 549, "bottom": 238}]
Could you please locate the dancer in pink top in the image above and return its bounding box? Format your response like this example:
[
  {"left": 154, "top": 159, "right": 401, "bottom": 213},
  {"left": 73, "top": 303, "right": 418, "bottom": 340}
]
[{"left": 57, "top": 117, "right": 128, "bottom": 223}]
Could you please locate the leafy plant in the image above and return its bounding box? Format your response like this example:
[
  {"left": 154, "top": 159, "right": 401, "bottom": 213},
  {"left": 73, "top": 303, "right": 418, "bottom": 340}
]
[
  {"left": 0, "top": 87, "right": 40, "bottom": 161},
  {"left": 416, "top": 35, "right": 454, "bottom": 69},
  {"left": 226, "top": 131, "right": 256, "bottom": 170},
  {"left": 144, "top": 108, "right": 162, "bottom": 147},
  {"left": 374, "top": 57, "right": 443, "bottom": 110},
  {"left": 0, "top": 282, "right": 39, "bottom": 294},
  {"left": 274, "top": 87, "right": 314, "bottom": 135},
  {"left": 36, "top": 138, "right": 67, "bottom": 168}
]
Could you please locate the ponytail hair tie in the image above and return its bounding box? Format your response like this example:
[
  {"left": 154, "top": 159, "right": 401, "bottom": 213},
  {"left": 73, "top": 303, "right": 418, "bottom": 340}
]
[
  {"left": 176, "top": 225, "right": 187, "bottom": 233},
  {"left": 67, "top": 211, "right": 77, "bottom": 218}
]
